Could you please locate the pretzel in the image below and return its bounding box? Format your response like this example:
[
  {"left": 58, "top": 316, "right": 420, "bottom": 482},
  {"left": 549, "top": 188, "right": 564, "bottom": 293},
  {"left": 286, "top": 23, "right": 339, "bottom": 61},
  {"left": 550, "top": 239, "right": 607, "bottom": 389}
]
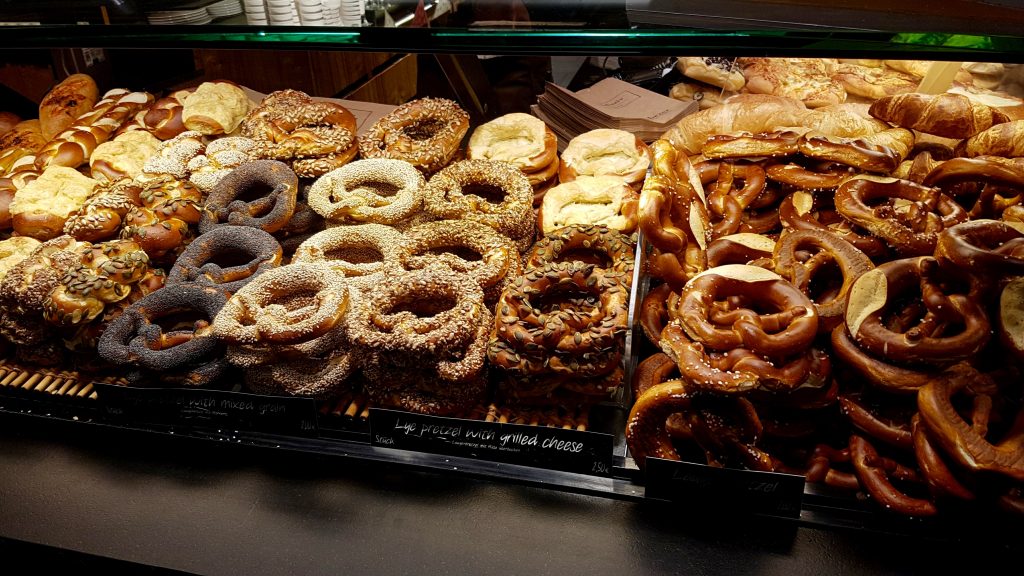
[
  {"left": 638, "top": 172, "right": 709, "bottom": 287},
  {"left": 830, "top": 325, "right": 936, "bottom": 393},
  {"left": 97, "top": 283, "right": 228, "bottom": 387},
  {"left": 922, "top": 156, "right": 1024, "bottom": 219},
  {"left": 798, "top": 128, "right": 914, "bottom": 173},
  {"left": 626, "top": 379, "right": 697, "bottom": 468},
  {"left": 705, "top": 233, "right": 775, "bottom": 268},
  {"left": 167, "top": 226, "right": 282, "bottom": 294},
  {"left": 488, "top": 261, "right": 630, "bottom": 374},
  {"left": 849, "top": 434, "right": 938, "bottom": 517},
  {"left": 844, "top": 257, "right": 990, "bottom": 365},
  {"left": 467, "top": 113, "right": 557, "bottom": 173},
  {"left": 640, "top": 282, "right": 673, "bottom": 346},
  {"left": 701, "top": 130, "right": 801, "bottom": 160},
  {"left": 778, "top": 190, "right": 889, "bottom": 259},
  {"left": 918, "top": 366, "right": 1024, "bottom": 482},
  {"left": 765, "top": 162, "right": 854, "bottom": 190},
  {"left": 244, "top": 350, "right": 357, "bottom": 399},
  {"left": 911, "top": 414, "right": 976, "bottom": 501},
  {"left": 660, "top": 322, "right": 826, "bottom": 393},
  {"left": 838, "top": 394, "right": 913, "bottom": 451},
  {"left": 1001, "top": 277, "right": 1024, "bottom": 361},
  {"left": 243, "top": 89, "right": 357, "bottom": 178},
  {"left": 668, "top": 265, "right": 818, "bottom": 358},
  {"left": 805, "top": 444, "right": 861, "bottom": 491},
  {"left": 695, "top": 161, "right": 767, "bottom": 238},
  {"left": 291, "top": 223, "right": 405, "bottom": 287},
  {"left": 200, "top": 160, "right": 298, "bottom": 234},
  {"left": 525, "top": 224, "right": 634, "bottom": 275},
  {"left": 772, "top": 229, "right": 874, "bottom": 332},
  {"left": 934, "top": 219, "right": 1024, "bottom": 276},
  {"left": 400, "top": 219, "right": 522, "bottom": 304},
  {"left": 684, "top": 395, "right": 775, "bottom": 470},
  {"left": 347, "top": 265, "right": 483, "bottom": 357},
  {"left": 357, "top": 97, "right": 469, "bottom": 173},
  {"left": 422, "top": 159, "right": 534, "bottom": 241},
  {"left": 835, "top": 177, "right": 968, "bottom": 256},
  {"left": 214, "top": 263, "right": 348, "bottom": 348},
  {"left": 306, "top": 158, "right": 425, "bottom": 225}
]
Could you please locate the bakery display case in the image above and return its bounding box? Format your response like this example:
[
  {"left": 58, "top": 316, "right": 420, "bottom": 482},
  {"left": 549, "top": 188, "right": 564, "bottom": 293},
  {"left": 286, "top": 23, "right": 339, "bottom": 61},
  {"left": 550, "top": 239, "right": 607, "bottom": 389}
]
[{"left": 4, "top": 2, "right": 1024, "bottom": 569}]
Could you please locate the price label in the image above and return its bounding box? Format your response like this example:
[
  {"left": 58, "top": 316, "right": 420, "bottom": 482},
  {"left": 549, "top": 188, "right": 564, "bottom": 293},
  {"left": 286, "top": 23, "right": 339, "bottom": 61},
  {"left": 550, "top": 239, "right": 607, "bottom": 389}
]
[
  {"left": 644, "top": 458, "right": 804, "bottom": 518},
  {"left": 94, "top": 384, "right": 319, "bottom": 436},
  {"left": 369, "top": 408, "right": 613, "bottom": 476}
]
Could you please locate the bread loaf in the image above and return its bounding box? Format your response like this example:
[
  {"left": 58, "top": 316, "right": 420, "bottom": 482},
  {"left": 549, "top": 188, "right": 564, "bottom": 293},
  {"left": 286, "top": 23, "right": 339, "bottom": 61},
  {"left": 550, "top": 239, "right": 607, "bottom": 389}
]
[
  {"left": 34, "top": 89, "right": 153, "bottom": 171},
  {"left": 956, "top": 120, "right": 1024, "bottom": 158},
  {"left": 38, "top": 73, "right": 99, "bottom": 140},
  {"left": 869, "top": 92, "right": 1010, "bottom": 139},
  {"left": 662, "top": 94, "right": 808, "bottom": 154}
]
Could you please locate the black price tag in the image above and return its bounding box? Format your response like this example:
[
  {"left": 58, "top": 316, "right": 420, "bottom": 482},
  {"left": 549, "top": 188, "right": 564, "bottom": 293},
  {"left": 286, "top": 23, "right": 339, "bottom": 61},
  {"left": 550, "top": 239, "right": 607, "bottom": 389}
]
[
  {"left": 644, "top": 458, "right": 804, "bottom": 518},
  {"left": 369, "top": 408, "right": 614, "bottom": 476},
  {"left": 94, "top": 383, "right": 319, "bottom": 436}
]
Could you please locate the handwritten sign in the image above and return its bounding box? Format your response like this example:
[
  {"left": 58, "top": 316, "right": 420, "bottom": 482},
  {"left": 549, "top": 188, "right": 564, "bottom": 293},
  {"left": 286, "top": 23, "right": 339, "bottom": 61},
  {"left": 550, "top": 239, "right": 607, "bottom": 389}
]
[
  {"left": 94, "top": 383, "right": 319, "bottom": 436},
  {"left": 369, "top": 408, "right": 613, "bottom": 476},
  {"left": 644, "top": 458, "right": 804, "bottom": 518}
]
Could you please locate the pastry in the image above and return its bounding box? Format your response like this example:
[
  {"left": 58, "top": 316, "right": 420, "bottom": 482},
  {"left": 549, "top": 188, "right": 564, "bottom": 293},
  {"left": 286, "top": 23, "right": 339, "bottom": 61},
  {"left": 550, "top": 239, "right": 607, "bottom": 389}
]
[
  {"left": 677, "top": 57, "right": 745, "bottom": 91},
  {"left": 832, "top": 63, "right": 919, "bottom": 100},
  {"left": 182, "top": 81, "right": 253, "bottom": 135},
  {"left": 89, "top": 130, "right": 163, "bottom": 182},
  {"left": 538, "top": 175, "right": 639, "bottom": 234},
  {"left": 740, "top": 58, "right": 845, "bottom": 108},
  {"left": 9, "top": 166, "right": 99, "bottom": 240}
]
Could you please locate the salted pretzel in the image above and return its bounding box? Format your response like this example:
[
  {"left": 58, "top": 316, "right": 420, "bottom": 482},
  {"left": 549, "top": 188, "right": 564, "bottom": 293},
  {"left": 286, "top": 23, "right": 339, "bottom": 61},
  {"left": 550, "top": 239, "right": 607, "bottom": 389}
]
[
  {"left": 772, "top": 229, "right": 874, "bottom": 332},
  {"left": 695, "top": 161, "right": 767, "bottom": 238},
  {"left": 798, "top": 128, "right": 914, "bottom": 174},
  {"left": 838, "top": 393, "right": 914, "bottom": 451},
  {"left": 835, "top": 177, "right": 968, "bottom": 256},
  {"left": 701, "top": 130, "right": 801, "bottom": 160},
  {"left": 626, "top": 379, "right": 700, "bottom": 468},
  {"left": 849, "top": 434, "right": 938, "bottom": 517},
  {"left": 778, "top": 190, "right": 889, "bottom": 258},
  {"left": 765, "top": 162, "right": 854, "bottom": 190},
  {"left": 911, "top": 414, "right": 976, "bottom": 502},
  {"left": 934, "top": 219, "right": 1024, "bottom": 276},
  {"left": 667, "top": 265, "right": 818, "bottom": 358},
  {"left": 830, "top": 325, "right": 936, "bottom": 393},
  {"left": 640, "top": 283, "right": 673, "bottom": 346},
  {"left": 918, "top": 366, "right": 1024, "bottom": 482},
  {"left": 805, "top": 444, "right": 861, "bottom": 491},
  {"left": 705, "top": 233, "right": 775, "bottom": 268},
  {"left": 923, "top": 156, "right": 1024, "bottom": 219},
  {"left": 844, "top": 257, "right": 990, "bottom": 366}
]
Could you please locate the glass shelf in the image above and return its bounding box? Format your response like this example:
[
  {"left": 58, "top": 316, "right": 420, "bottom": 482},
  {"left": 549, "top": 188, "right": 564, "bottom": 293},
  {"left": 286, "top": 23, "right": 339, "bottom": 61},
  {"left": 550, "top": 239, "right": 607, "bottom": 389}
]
[{"left": 0, "top": 24, "right": 1023, "bottom": 60}]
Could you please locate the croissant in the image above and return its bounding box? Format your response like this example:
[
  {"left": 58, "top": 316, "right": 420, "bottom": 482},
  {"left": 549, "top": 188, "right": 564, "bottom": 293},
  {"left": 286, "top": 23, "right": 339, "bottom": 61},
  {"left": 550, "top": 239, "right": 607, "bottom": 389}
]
[
  {"left": 662, "top": 94, "right": 808, "bottom": 154},
  {"left": 956, "top": 120, "right": 1024, "bottom": 158},
  {"left": 869, "top": 93, "right": 1010, "bottom": 139}
]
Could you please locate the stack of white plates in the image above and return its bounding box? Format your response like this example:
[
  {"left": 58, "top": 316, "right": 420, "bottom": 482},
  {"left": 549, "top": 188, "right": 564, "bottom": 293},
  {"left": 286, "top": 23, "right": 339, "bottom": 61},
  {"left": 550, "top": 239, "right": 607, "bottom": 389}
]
[
  {"left": 243, "top": 0, "right": 268, "bottom": 24},
  {"left": 207, "top": 0, "right": 244, "bottom": 18},
  {"left": 297, "top": 0, "right": 324, "bottom": 25},
  {"left": 322, "top": 0, "right": 343, "bottom": 25},
  {"left": 147, "top": 7, "right": 214, "bottom": 25},
  {"left": 341, "top": 0, "right": 364, "bottom": 26},
  {"left": 266, "top": 0, "right": 300, "bottom": 24}
]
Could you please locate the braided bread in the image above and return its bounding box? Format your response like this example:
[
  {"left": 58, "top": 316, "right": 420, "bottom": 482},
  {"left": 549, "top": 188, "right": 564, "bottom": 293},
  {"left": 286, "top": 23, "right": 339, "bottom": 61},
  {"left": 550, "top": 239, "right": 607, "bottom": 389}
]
[{"left": 34, "top": 89, "right": 154, "bottom": 171}]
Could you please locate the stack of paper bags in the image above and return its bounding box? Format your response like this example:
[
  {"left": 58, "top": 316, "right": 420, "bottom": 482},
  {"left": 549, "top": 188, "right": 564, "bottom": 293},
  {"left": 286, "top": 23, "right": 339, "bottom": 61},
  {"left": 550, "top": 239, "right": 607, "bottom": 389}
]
[{"left": 532, "top": 77, "right": 695, "bottom": 151}]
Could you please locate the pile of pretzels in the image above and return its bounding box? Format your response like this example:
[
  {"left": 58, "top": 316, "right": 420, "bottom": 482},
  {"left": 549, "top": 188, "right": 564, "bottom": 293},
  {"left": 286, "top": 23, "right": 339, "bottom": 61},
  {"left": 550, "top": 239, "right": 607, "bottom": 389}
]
[{"left": 629, "top": 90, "right": 1024, "bottom": 518}]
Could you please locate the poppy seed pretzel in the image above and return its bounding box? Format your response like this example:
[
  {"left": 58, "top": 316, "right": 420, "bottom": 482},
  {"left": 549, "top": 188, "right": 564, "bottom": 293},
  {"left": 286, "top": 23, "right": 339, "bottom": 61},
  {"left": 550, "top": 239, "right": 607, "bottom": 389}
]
[
  {"left": 199, "top": 159, "right": 298, "bottom": 234},
  {"left": 167, "top": 225, "right": 282, "bottom": 294}
]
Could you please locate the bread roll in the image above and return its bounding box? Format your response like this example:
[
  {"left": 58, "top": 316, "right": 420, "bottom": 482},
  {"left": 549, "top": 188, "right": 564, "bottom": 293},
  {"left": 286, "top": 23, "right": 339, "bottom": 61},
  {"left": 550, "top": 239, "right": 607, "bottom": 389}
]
[
  {"left": 538, "top": 175, "right": 638, "bottom": 234},
  {"left": 662, "top": 94, "right": 808, "bottom": 154},
  {"left": 38, "top": 73, "right": 99, "bottom": 140},
  {"left": 9, "top": 165, "right": 99, "bottom": 240},
  {"left": 0, "top": 112, "right": 19, "bottom": 137},
  {"left": 182, "top": 81, "right": 252, "bottom": 135},
  {"left": 0, "top": 120, "right": 46, "bottom": 174},
  {"left": 90, "top": 130, "right": 163, "bottom": 182},
  {"left": 869, "top": 92, "right": 1010, "bottom": 139}
]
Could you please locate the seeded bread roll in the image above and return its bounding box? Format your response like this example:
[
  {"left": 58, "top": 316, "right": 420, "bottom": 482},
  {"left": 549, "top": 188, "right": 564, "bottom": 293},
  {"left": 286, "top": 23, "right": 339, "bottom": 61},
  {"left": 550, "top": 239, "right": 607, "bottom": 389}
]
[{"left": 39, "top": 74, "right": 99, "bottom": 140}]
